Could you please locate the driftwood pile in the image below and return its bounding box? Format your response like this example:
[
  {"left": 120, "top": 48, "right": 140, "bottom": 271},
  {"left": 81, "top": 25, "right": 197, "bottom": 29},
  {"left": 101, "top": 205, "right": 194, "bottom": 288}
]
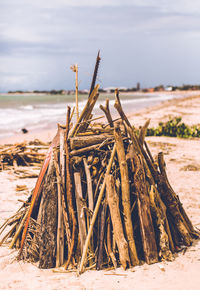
[
  {"left": 0, "top": 140, "right": 48, "bottom": 170},
  {"left": 0, "top": 87, "right": 199, "bottom": 274}
]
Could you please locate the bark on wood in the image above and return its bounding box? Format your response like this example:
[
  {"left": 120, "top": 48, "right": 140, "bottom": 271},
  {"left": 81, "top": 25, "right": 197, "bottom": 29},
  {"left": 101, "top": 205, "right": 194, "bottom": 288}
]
[
  {"left": 144, "top": 141, "right": 154, "bottom": 164},
  {"left": 149, "top": 185, "right": 174, "bottom": 260},
  {"left": 70, "top": 134, "right": 112, "bottom": 150},
  {"left": 106, "top": 174, "right": 130, "bottom": 270},
  {"left": 139, "top": 119, "right": 150, "bottom": 146},
  {"left": 99, "top": 99, "right": 114, "bottom": 127},
  {"left": 59, "top": 129, "right": 72, "bottom": 251},
  {"left": 70, "top": 139, "right": 115, "bottom": 156},
  {"left": 59, "top": 127, "right": 65, "bottom": 187},
  {"left": 106, "top": 213, "right": 117, "bottom": 269},
  {"left": 39, "top": 158, "right": 58, "bottom": 269},
  {"left": 114, "top": 124, "right": 139, "bottom": 266},
  {"left": 83, "top": 157, "right": 94, "bottom": 211},
  {"left": 61, "top": 182, "right": 72, "bottom": 252},
  {"left": 159, "top": 152, "right": 199, "bottom": 238},
  {"left": 53, "top": 149, "right": 64, "bottom": 267},
  {"left": 96, "top": 201, "right": 107, "bottom": 270},
  {"left": 158, "top": 152, "right": 193, "bottom": 245},
  {"left": 65, "top": 106, "right": 77, "bottom": 269},
  {"left": 132, "top": 153, "right": 158, "bottom": 264},
  {"left": 74, "top": 172, "right": 87, "bottom": 254}
]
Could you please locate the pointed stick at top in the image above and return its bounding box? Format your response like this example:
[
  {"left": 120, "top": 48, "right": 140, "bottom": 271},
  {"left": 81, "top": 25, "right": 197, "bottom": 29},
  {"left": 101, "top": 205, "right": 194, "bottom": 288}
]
[
  {"left": 88, "top": 50, "right": 101, "bottom": 98},
  {"left": 70, "top": 64, "right": 79, "bottom": 121}
]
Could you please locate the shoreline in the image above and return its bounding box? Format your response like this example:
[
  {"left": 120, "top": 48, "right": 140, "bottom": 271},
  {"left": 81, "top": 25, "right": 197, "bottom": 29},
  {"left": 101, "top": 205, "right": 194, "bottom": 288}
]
[{"left": 1, "top": 91, "right": 200, "bottom": 145}]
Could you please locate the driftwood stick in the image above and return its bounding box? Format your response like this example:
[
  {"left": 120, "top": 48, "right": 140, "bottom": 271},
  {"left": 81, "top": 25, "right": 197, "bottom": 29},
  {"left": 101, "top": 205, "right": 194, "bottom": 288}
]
[
  {"left": 78, "top": 144, "right": 116, "bottom": 274},
  {"left": 70, "top": 84, "right": 99, "bottom": 137},
  {"left": 106, "top": 214, "right": 117, "bottom": 269},
  {"left": 96, "top": 201, "right": 107, "bottom": 270},
  {"left": 83, "top": 158, "right": 94, "bottom": 211},
  {"left": 159, "top": 152, "right": 199, "bottom": 238},
  {"left": 78, "top": 94, "right": 99, "bottom": 134},
  {"left": 164, "top": 215, "right": 176, "bottom": 253},
  {"left": 149, "top": 185, "right": 174, "bottom": 260},
  {"left": 0, "top": 222, "right": 17, "bottom": 246},
  {"left": 59, "top": 127, "right": 65, "bottom": 186},
  {"left": 144, "top": 141, "right": 154, "bottom": 164},
  {"left": 70, "top": 107, "right": 75, "bottom": 122},
  {"left": 61, "top": 186, "right": 72, "bottom": 252},
  {"left": 64, "top": 106, "right": 77, "bottom": 270},
  {"left": 114, "top": 124, "right": 139, "bottom": 266},
  {"left": 114, "top": 89, "right": 132, "bottom": 128},
  {"left": 132, "top": 153, "right": 158, "bottom": 264},
  {"left": 53, "top": 149, "right": 64, "bottom": 267},
  {"left": 139, "top": 119, "right": 150, "bottom": 146},
  {"left": 70, "top": 134, "right": 112, "bottom": 150},
  {"left": 88, "top": 50, "right": 101, "bottom": 97},
  {"left": 9, "top": 208, "right": 29, "bottom": 249},
  {"left": 70, "top": 144, "right": 100, "bottom": 156},
  {"left": 158, "top": 152, "right": 193, "bottom": 245},
  {"left": 59, "top": 127, "right": 72, "bottom": 250},
  {"left": 106, "top": 175, "right": 130, "bottom": 270},
  {"left": 74, "top": 172, "right": 87, "bottom": 254},
  {"left": 70, "top": 138, "right": 115, "bottom": 156},
  {"left": 99, "top": 99, "right": 114, "bottom": 127},
  {"left": 0, "top": 213, "right": 22, "bottom": 235}
]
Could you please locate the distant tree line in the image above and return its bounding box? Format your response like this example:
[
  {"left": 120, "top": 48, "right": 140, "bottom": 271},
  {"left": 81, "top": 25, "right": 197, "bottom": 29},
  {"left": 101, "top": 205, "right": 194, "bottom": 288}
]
[{"left": 7, "top": 84, "right": 200, "bottom": 94}]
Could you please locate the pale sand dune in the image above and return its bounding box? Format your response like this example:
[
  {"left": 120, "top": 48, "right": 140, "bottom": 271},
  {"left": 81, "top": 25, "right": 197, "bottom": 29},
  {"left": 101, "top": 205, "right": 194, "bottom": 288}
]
[{"left": 0, "top": 94, "right": 200, "bottom": 290}]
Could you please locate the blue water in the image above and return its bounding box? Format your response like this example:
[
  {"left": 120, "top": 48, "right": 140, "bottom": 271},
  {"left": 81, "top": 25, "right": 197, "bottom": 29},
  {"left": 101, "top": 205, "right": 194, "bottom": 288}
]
[{"left": 0, "top": 92, "right": 176, "bottom": 139}]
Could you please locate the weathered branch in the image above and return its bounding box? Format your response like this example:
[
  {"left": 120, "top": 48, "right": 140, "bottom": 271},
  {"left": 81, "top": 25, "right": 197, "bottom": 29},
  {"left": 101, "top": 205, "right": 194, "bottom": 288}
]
[
  {"left": 64, "top": 106, "right": 77, "bottom": 269},
  {"left": 114, "top": 124, "right": 139, "bottom": 266},
  {"left": 74, "top": 172, "right": 87, "bottom": 253},
  {"left": 100, "top": 99, "right": 114, "bottom": 127},
  {"left": 106, "top": 175, "right": 130, "bottom": 270}
]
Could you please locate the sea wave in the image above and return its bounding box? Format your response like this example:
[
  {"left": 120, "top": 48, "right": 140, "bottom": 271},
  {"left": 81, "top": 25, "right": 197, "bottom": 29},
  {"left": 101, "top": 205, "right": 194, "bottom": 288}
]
[{"left": 0, "top": 93, "right": 176, "bottom": 139}]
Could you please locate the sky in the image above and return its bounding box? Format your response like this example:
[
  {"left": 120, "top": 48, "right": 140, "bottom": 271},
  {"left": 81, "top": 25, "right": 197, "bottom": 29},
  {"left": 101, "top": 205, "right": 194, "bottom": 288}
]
[{"left": 0, "top": 0, "right": 200, "bottom": 92}]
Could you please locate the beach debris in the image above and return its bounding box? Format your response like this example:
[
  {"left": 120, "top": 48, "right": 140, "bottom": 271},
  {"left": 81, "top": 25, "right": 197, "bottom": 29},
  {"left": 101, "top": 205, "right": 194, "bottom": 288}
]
[
  {"left": 0, "top": 139, "right": 49, "bottom": 170},
  {"left": 21, "top": 128, "right": 28, "bottom": 134},
  {"left": 16, "top": 185, "right": 28, "bottom": 192},
  {"left": 0, "top": 87, "right": 199, "bottom": 274}
]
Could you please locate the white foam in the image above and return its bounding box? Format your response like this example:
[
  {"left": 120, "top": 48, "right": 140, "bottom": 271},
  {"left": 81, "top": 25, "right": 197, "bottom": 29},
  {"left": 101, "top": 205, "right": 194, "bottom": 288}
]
[{"left": 0, "top": 93, "right": 176, "bottom": 139}]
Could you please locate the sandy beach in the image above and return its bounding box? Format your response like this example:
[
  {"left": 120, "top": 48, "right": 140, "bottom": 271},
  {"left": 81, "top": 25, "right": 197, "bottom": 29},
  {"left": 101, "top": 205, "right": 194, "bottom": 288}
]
[{"left": 0, "top": 92, "right": 200, "bottom": 289}]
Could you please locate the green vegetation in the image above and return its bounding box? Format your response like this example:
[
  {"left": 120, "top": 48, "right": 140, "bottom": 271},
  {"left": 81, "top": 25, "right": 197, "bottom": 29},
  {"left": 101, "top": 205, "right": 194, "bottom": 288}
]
[{"left": 147, "top": 117, "right": 200, "bottom": 138}]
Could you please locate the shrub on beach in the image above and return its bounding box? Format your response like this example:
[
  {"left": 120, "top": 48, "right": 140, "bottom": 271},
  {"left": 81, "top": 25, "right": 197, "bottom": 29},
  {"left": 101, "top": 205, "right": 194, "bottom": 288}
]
[{"left": 147, "top": 117, "right": 200, "bottom": 138}]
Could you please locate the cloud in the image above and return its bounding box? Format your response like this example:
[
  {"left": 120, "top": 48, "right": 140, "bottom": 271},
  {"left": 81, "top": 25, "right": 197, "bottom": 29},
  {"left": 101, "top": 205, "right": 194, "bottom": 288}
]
[{"left": 1, "top": 0, "right": 200, "bottom": 91}]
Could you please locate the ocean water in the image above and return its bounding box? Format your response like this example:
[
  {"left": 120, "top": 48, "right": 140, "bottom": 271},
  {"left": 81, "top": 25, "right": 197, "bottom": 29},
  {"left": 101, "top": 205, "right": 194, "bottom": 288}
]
[{"left": 0, "top": 92, "right": 175, "bottom": 139}]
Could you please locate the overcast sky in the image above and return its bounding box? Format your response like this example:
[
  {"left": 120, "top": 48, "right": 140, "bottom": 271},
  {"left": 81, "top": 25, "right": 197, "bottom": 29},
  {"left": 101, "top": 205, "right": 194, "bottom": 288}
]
[{"left": 0, "top": 0, "right": 200, "bottom": 92}]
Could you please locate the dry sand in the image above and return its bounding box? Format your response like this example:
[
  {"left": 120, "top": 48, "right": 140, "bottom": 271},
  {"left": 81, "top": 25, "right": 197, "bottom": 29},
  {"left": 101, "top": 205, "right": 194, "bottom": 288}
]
[{"left": 0, "top": 93, "right": 200, "bottom": 290}]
